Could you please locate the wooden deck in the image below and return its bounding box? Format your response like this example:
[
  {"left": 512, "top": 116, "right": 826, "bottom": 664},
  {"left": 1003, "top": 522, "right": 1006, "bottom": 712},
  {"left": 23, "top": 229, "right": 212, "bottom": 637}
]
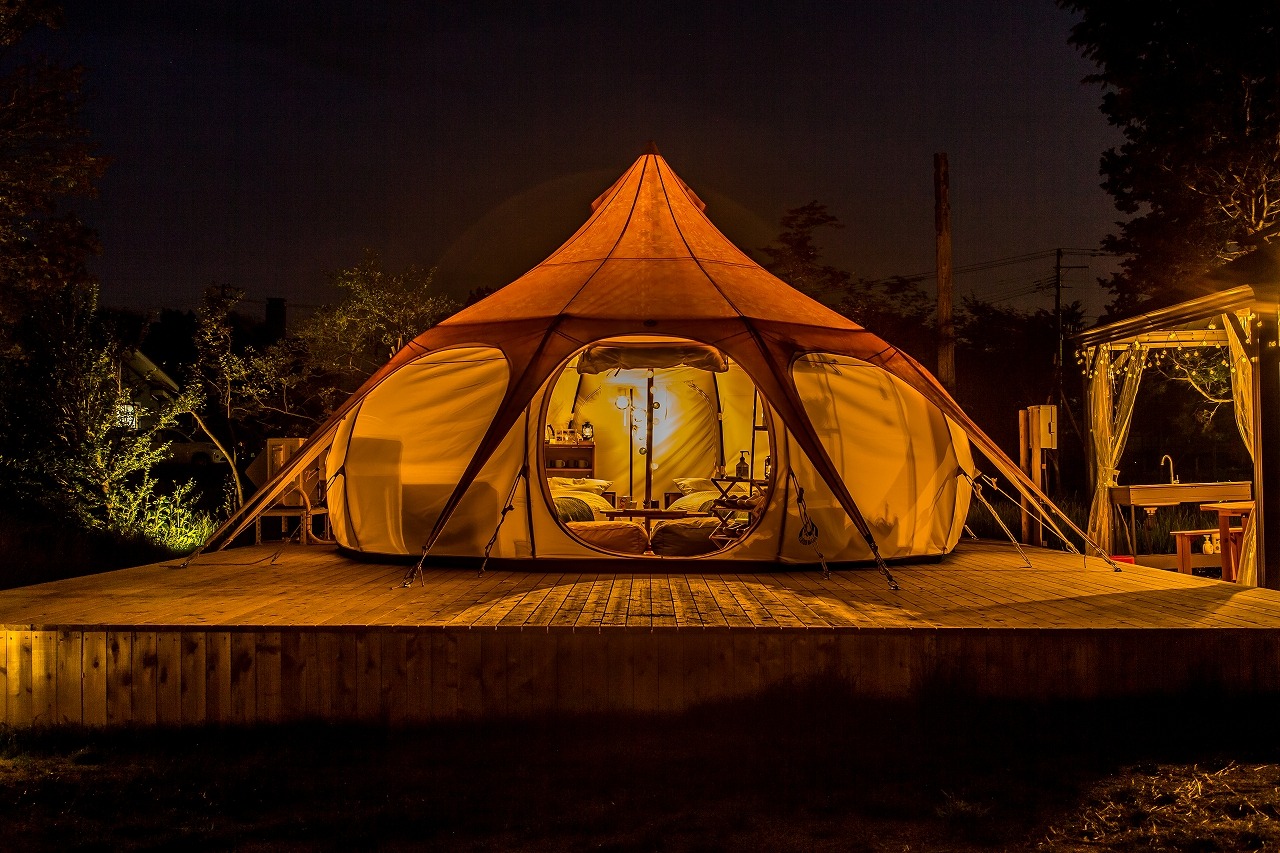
[{"left": 2, "top": 540, "right": 1279, "bottom": 727}]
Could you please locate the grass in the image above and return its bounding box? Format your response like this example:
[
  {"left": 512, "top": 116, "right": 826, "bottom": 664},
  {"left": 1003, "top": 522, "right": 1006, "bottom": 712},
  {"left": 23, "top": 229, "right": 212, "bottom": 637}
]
[{"left": 4, "top": 687, "right": 1280, "bottom": 851}]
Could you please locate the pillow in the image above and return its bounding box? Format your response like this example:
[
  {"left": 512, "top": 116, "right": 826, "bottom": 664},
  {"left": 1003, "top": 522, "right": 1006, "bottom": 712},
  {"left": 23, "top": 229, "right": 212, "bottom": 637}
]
[
  {"left": 673, "top": 477, "right": 717, "bottom": 495},
  {"left": 548, "top": 476, "right": 612, "bottom": 495},
  {"left": 668, "top": 491, "right": 718, "bottom": 512}
]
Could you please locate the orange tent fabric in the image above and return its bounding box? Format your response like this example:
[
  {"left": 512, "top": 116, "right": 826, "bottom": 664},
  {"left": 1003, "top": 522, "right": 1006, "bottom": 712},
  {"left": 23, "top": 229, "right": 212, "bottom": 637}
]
[{"left": 205, "top": 148, "right": 1090, "bottom": 565}]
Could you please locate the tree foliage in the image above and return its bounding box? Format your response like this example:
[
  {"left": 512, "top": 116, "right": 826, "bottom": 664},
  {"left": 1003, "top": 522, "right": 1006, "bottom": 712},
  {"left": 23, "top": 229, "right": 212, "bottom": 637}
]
[
  {"left": 297, "top": 251, "right": 457, "bottom": 383},
  {"left": 1060, "top": 1, "right": 1280, "bottom": 314},
  {"left": 759, "top": 201, "right": 852, "bottom": 298},
  {"left": 0, "top": 0, "right": 105, "bottom": 344},
  {"left": 174, "top": 254, "right": 459, "bottom": 510}
]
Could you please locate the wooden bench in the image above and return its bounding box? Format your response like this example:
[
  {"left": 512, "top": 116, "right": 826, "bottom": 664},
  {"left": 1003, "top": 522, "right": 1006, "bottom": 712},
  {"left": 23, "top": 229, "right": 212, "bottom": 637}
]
[{"left": 1171, "top": 527, "right": 1242, "bottom": 575}]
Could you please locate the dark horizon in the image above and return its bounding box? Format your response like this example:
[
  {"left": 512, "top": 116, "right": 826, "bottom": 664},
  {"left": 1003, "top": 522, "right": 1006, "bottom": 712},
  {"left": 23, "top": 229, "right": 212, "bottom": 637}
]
[{"left": 51, "top": 0, "right": 1121, "bottom": 318}]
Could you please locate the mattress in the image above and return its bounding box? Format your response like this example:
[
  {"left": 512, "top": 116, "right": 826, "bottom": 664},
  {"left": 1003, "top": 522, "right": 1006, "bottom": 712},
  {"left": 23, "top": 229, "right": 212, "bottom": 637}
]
[{"left": 565, "top": 520, "right": 650, "bottom": 555}]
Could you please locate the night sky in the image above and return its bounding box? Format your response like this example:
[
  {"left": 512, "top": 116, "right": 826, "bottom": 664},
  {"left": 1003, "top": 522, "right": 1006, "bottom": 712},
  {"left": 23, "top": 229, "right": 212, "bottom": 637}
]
[{"left": 49, "top": 1, "right": 1121, "bottom": 318}]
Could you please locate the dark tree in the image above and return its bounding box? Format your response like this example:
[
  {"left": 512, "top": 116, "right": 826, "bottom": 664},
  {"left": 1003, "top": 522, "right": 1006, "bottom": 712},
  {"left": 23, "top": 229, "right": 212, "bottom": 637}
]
[
  {"left": 0, "top": 0, "right": 105, "bottom": 344},
  {"left": 1060, "top": 1, "right": 1280, "bottom": 315},
  {"left": 760, "top": 201, "right": 852, "bottom": 298}
]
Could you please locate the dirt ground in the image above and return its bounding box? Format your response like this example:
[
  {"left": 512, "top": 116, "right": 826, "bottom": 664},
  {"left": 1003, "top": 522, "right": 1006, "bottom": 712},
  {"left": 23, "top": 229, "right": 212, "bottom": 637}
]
[{"left": 3, "top": 688, "right": 1279, "bottom": 852}]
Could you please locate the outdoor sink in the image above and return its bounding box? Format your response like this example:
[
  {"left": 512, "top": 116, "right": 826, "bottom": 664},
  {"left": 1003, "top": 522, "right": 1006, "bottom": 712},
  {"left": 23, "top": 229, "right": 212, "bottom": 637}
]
[{"left": 1110, "top": 481, "right": 1251, "bottom": 507}]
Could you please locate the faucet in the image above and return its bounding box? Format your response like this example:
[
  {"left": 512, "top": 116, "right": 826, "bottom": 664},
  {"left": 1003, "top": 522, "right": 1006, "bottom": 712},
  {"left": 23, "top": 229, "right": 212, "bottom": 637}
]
[{"left": 1160, "top": 454, "right": 1179, "bottom": 484}]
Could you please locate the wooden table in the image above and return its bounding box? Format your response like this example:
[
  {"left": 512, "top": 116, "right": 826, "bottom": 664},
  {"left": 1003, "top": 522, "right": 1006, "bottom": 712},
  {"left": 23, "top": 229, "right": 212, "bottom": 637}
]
[
  {"left": 602, "top": 508, "right": 706, "bottom": 532},
  {"left": 1200, "top": 501, "right": 1253, "bottom": 582}
]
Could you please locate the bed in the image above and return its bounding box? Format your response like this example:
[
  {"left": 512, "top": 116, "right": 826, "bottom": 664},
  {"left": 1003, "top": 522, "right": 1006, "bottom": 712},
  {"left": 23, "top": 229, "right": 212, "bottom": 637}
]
[
  {"left": 565, "top": 520, "right": 650, "bottom": 555},
  {"left": 551, "top": 484, "right": 650, "bottom": 554},
  {"left": 550, "top": 487, "right": 616, "bottom": 522}
]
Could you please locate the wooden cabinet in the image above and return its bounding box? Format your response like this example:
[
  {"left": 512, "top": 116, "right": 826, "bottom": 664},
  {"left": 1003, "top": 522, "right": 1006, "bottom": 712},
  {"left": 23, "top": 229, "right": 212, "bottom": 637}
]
[{"left": 544, "top": 442, "right": 595, "bottom": 476}]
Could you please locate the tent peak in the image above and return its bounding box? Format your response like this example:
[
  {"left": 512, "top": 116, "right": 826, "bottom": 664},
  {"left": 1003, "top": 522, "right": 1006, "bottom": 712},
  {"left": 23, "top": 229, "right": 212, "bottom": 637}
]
[{"left": 643, "top": 140, "right": 661, "bottom": 156}]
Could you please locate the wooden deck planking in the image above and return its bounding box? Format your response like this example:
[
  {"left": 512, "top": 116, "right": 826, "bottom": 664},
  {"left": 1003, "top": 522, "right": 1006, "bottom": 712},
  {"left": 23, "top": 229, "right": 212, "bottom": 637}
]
[{"left": 5, "top": 541, "right": 1280, "bottom": 728}]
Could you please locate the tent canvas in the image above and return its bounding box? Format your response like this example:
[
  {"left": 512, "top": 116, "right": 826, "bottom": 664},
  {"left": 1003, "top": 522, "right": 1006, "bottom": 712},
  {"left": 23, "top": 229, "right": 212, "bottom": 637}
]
[{"left": 205, "top": 146, "right": 1095, "bottom": 571}]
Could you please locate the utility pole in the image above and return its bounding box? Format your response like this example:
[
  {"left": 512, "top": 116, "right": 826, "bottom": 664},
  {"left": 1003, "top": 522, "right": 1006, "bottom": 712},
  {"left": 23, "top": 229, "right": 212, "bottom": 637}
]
[
  {"left": 934, "top": 153, "right": 955, "bottom": 392},
  {"left": 1052, "top": 248, "right": 1088, "bottom": 408}
]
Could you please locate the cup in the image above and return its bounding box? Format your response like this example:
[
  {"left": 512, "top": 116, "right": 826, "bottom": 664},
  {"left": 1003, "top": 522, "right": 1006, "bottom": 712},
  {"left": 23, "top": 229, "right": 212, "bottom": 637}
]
[{"left": 554, "top": 459, "right": 565, "bottom": 468}]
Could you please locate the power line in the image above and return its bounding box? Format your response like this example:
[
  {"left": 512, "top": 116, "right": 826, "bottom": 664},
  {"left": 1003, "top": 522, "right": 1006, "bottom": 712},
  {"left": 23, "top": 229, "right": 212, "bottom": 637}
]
[{"left": 813, "top": 247, "right": 1119, "bottom": 296}]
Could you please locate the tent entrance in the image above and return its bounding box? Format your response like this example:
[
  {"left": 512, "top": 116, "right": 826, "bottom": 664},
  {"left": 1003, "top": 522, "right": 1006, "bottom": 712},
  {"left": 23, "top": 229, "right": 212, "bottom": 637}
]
[{"left": 540, "top": 337, "right": 775, "bottom": 557}]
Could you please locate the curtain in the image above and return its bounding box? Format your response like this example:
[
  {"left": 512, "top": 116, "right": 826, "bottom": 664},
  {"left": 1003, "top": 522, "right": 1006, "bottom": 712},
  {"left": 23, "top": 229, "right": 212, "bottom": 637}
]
[
  {"left": 1225, "top": 314, "right": 1257, "bottom": 585},
  {"left": 1085, "top": 344, "right": 1147, "bottom": 554}
]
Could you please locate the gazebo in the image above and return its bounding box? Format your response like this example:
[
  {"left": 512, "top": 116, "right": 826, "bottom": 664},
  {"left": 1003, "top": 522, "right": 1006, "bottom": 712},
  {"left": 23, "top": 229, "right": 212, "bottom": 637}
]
[{"left": 1073, "top": 244, "right": 1280, "bottom": 589}]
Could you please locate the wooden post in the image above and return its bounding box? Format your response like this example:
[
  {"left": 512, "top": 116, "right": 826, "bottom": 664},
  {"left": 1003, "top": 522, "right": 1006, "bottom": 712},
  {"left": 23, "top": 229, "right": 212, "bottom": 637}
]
[
  {"left": 1019, "top": 407, "right": 1045, "bottom": 547},
  {"left": 1253, "top": 312, "right": 1280, "bottom": 588},
  {"left": 934, "top": 153, "right": 955, "bottom": 392}
]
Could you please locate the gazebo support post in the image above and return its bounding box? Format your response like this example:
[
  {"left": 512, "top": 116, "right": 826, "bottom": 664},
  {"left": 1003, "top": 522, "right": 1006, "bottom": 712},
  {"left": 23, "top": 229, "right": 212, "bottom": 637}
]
[{"left": 1253, "top": 311, "right": 1280, "bottom": 589}]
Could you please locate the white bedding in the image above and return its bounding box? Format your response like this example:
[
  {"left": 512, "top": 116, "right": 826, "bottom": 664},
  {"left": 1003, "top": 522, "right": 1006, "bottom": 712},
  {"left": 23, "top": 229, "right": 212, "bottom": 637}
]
[{"left": 551, "top": 487, "right": 616, "bottom": 520}]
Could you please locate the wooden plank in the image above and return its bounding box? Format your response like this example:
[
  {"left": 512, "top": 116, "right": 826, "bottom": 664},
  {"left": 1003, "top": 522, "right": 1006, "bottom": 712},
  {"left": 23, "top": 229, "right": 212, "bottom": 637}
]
[
  {"left": 256, "top": 632, "right": 282, "bottom": 723},
  {"left": 405, "top": 631, "right": 431, "bottom": 723},
  {"left": 479, "top": 631, "right": 507, "bottom": 717},
  {"left": 603, "top": 631, "right": 633, "bottom": 711},
  {"left": 8, "top": 630, "right": 32, "bottom": 727},
  {"left": 56, "top": 631, "right": 83, "bottom": 725},
  {"left": 574, "top": 578, "right": 615, "bottom": 628},
  {"left": 602, "top": 578, "right": 633, "bottom": 627},
  {"left": 296, "top": 630, "right": 319, "bottom": 719},
  {"left": 732, "top": 632, "right": 763, "bottom": 697},
  {"left": 31, "top": 630, "right": 56, "bottom": 726},
  {"left": 655, "top": 632, "right": 683, "bottom": 712},
  {"left": 668, "top": 576, "right": 699, "bottom": 627},
  {"left": 651, "top": 578, "right": 677, "bottom": 628},
  {"left": 279, "top": 631, "right": 303, "bottom": 721},
  {"left": 335, "top": 632, "right": 358, "bottom": 719},
  {"left": 555, "top": 632, "right": 584, "bottom": 713},
  {"left": 682, "top": 631, "right": 714, "bottom": 707},
  {"left": 81, "top": 631, "right": 107, "bottom": 727},
  {"left": 430, "top": 632, "right": 458, "bottom": 719},
  {"left": 156, "top": 631, "right": 182, "bottom": 726},
  {"left": 456, "top": 631, "right": 483, "bottom": 716},
  {"left": 206, "top": 630, "right": 235, "bottom": 724},
  {"left": 627, "top": 576, "right": 652, "bottom": 628},
  {"left": 382, "top": 631, "right": 410, "bottom": 724},
  {"left": 632, "top": 627, "right": 658, "bottom": 712},
  {"left": 230, "top": 631, "right": 257, "bottom": 723},
  {"left": 356, "top": 631, "right": 382, "bottom": 721},
  {"left": 579, "top": 630, "right": 608, "bottom": 713},
  {"left": 131, "top": 630, "right": 158, "bottom": 726},
  {"left": 105, "top": 630, "right": 132, "bottom": 726},
  {"left": 314, "top": 632, "right": 339, "bottom": 719},
  {"left": 179, "top": 631, "right": 206, "bottom": 725}
]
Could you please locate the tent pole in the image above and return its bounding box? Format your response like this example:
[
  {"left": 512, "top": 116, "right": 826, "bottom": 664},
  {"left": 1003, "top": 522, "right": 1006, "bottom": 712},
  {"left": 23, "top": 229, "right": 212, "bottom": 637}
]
[{"left": 644, "top": 370, "right": 655, "bottom": 507}]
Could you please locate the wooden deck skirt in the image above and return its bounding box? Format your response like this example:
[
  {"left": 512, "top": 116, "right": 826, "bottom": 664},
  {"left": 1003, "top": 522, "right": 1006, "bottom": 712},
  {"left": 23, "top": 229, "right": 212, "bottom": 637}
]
[{"left": 2, "top": 540, "right": 1280, "bottom": 728}]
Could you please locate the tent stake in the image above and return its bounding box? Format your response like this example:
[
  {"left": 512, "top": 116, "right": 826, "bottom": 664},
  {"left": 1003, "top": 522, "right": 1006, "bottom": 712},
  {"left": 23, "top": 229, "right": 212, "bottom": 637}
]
[
  {"left": 962, "top": 472, "right": 1033, "bottom": 569},
  {"left": 789, "top": 471, "right": 898, "bottom": 589},
  {"left": 477, "top": 466, "right": 527, "bottom": 577}
]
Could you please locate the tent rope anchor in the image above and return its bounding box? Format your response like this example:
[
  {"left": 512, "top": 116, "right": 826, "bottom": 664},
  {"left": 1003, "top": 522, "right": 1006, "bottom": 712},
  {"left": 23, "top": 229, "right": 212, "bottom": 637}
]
[
  {"left": 476, "top": 466, "right": 527, "bottom": 577},
  {"left": 403, "top": 466, "right": 527, "bottom": 587},
  {"left": 790, "top": 471, "right": 898, "bottom": 589},
  {"left": 962, "top": 471, "right": 1033, "bottom": 568}
]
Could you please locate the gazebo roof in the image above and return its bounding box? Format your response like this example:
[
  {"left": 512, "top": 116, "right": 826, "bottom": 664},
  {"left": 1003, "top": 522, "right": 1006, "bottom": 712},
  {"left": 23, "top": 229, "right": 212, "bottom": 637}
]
[{"left": 1073, "top": 243, "right": 1280, "bottom": 350}]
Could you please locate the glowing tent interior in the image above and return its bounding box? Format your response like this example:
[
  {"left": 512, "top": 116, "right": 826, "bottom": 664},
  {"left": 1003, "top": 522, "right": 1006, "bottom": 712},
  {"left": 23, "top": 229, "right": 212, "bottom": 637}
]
[{"left": 204, "top": 145, "right": 1095, "bottom": 570}]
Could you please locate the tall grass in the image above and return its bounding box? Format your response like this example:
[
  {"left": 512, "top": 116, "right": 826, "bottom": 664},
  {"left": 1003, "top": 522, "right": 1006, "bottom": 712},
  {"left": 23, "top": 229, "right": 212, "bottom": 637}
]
[{"left": 135, "top": 481, "right": 218, "bottom": 553}]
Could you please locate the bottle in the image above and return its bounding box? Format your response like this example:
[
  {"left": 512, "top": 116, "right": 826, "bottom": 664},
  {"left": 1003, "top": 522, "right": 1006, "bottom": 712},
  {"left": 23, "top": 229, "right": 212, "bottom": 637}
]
[
  {"left": 764, "top": 455, "right": 772, "bottom": 480},
  {"left": 736, "top": 450, "right": 750, "bottom": 479}
]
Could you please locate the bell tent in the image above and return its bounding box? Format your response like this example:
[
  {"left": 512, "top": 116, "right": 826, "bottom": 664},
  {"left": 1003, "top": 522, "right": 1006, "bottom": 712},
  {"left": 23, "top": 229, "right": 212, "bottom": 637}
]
[{"left": 206, "top": 146, "right": 1089, "bottom": 572}]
